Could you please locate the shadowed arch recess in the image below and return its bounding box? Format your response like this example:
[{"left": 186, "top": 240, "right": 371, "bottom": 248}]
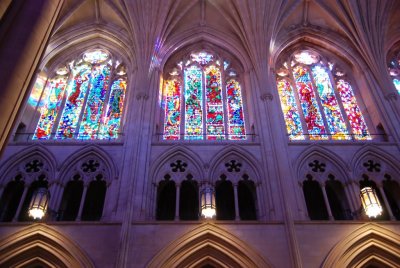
[{"left": 147, "top": 223, "right": 271, "bottom": 268}]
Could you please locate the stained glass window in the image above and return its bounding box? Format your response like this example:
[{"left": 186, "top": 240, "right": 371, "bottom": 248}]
[
  {"left": 30, "top": 49, "right": 127, "bottom": 140},
  {"left": 226, "top": 80, "right": 246, "bottom": 140},
  {"left": 205, "top": 66, "right": 224, "bottom": 140},
  {"left": 163, "top": 80, "right": 181, "bottom": 140},
  {"left": 388, "top": 53, "right": 400, "bottom": 94},
  {"left": 184, "top": 65, "right": 203, "bottom": 139},
  {"left": 276, "top": 50, "right": 371, "bottom": 140},
  {"left": 276, "top": 79, "right": 304, "bottom": 140},
  {"left": 162, "top": 51, "right": 246, "bottom": 140}
]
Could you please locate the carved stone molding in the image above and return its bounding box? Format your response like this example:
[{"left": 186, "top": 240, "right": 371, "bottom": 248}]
[
  {"left": 260, "top": 93, "right": 273, "bottom": 101},
  {"left": 136, "top": 92, "right": 149, "bottom": 100},
  {"left": 385, "top": 92, "right": 398, "bottom": 101}
]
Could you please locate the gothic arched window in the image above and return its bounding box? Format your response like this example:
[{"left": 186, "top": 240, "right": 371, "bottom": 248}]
[
  {"left": 238, "top": 175, "right": 257, "bottom": 220},
  {"left": 303, "top": 175, "right": 329, "bottom": 220},
  {"left": 0, "top": 175, "right": 24, "bottom": 222},
  {"left": 388, "top": 52, "right": 400, "bottom": 94},
  {"left": 325, "top": 174, "right": 352, "bottom": 220},
  {"left": 215, "top": 174, "right": 235, "bottom": 220},
  {"left": 59, "top": 158, "right": 108, "bottom": 221},
  {"left": 162, "top": 51, "right": 246, "bottom": 140},
  {"left": 156, "top": 175, "right": 176, "bottom": 220},
  {"left": 58, "top": 174, "right": 84, "bottom": 221},
  {"left": 276, "top": 50, "right": 370, "bottom": 141},
  {"left": 28, "top": 49, "right": 127, "bottom": 140},
  {"left": 179, "top": 176, "right": 199, "bottom": 220},
  {"left": 81, "top": 174, "right": 107, "bottom": 221}
]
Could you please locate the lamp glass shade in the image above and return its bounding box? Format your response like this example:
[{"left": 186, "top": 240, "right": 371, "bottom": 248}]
[
  {"left": 28, "top": 188, "right": 50, "bottom": 220},
  {"left": 201, "top": 187, "right": 216, "bottom": 218},
  {"left": 360, "top": 187, "right": 382, "bottom": 218}
]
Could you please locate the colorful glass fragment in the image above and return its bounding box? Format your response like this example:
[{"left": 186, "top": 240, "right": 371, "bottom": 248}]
[
  {"left": 336, "top": 80, "right": 371, "bottom": 140},
  {"left": 28, "top": 75, "right": 47, "bottom": 107},
  {"left": 184, "top": 66, "right": 203, "bottom": 139},
  {"left": 33, "top": 76, "right": 68, "bottom": 139},
  {"left": 56, "top": 64, "right": 91, "bottom": 139},
  {"left": 78, "top": 64, "right": 111, "bottom": 139},
  {"left": 312, "top": 65, "right": 349, "bottom": 140},
  {"left": 393, "top": 78, "right": 400, "bottom": 94},
  {"left": 163, "top": 80, "right": 181, "bottom": 140},
  {"left": 226, "top": 80, "right": 246, "bottom": 140},
  {"left": 294, "top": 51, "right": 319, "bottom": 65},
  {"left": 276, "top": 79, "right": 304, "bottom": 140},
  {"left": 101, "top": 78, "right": 127, "bottom": 139},
  {"left": 292, "top": 65, "right": 327, "bottom": 140},
  {"left": 205, "top": 66, "right": 224, "bottom": 140},
  {"left": 191, "top": 52, "right": 213, "bottom": 65},
  {"left": 83, "top": 50, "right": 109, "bottom": 64}
]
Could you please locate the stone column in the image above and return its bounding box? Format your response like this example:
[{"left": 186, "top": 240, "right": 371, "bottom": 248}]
[
  {"left": 0, "top": 0, "right": 65, "bottom": 155},
  {"left": 233, "top": 183, "right": 240, "bottom": 220},
  {"left": 175, "top": 183, "right": 180, "bottom": 221},
  {"left": 321, "top": 184, "right": 334, "bottom": 220},
  {"left": 378, "top": 185, "right": 395, "bottom": 220},
  {"left": 13, "top": 185, "right": 28, "bottom": 221},
  {"left": 76, "top": 184, "right": 89, "bottom": 221}
]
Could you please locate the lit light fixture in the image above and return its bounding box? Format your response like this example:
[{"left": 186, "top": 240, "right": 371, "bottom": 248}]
[
  {"left": 201, "top": 185, "right": 216, "bottom": 218},
  {"left": 28, "top": 188, "right": 50, "bottom": 220},
  {"left": 360, "top": 187, "right": 382, "bottom": 218}
]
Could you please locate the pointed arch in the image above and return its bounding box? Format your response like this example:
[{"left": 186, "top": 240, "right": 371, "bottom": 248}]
[
  {"left": 0, "top": 145, "right": 57, "bottom": 184},
  {"left": 272, "top": 27, "right": 361, "bottom": 71},
  {"left": 58, "top": 145, "right": 118, "bottom": 184},
  {"left": 161, "top": 28, "right": 251, "bottom": 73},
  {"left": 0, "top": 223, "right": 94, "bottom": 268},
  {"left": 323, "top": 223, "right": 400, "bottom": 268},
  {"left": 42, "top": 26, "right": 133, "bottom": 72},
  {"left": 147, "top": 223, "right": 272, "bottom": 268},
  {"left": 149, "top": 145, "right": 205, "bottom": 183},
  {"left": 294, "top": 145, "right": 350, "bottom": 183},
  {"left": 208, "top": 145, "right": 261, "bottom": 183},
  {"left": 351, "top": 145, "right": 400, "bottom": 178}
]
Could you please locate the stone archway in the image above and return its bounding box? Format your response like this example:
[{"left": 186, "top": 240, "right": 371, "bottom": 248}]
[
  {"left": 147, "top": 223, "right": 271, "bottom": 268},
  {"left": 323, "top": 223, "right": 400, "bottom": 268},
  {"left": 0, "top": 223, "right": 94, "bottom": 268}
]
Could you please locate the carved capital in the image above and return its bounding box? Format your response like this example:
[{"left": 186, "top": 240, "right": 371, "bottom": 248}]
[
  {"left": 260, "top": 93, "right": 273, "bottom": 101},
  {"left": 385, "top": 92, "right": 398, "bottom": 101},
  {"left": 136, "top": 92, "right": 149, "bottom": 100}
]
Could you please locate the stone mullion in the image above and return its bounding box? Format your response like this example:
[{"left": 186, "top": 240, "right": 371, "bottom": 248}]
[
  {"left": 76, "top": 183, "right": 88, "bottom": 221},
  {"left": 13, "top": 185, "right": 29, "bottom": 221},
  {"left": 321, "top": 184, "right": 334, "bottom": 220},
  {"left": 175, "top": 183, "right": 180, "bottom": 220},
  {"left": 343, "top": 180, "right": 358, "bottom": 218},
  {"left": 233, "top": 183, "right": 240, "bottom": 220},
  {"left": 348, "top": 180, "right": 363, "bottom": 219},
  {"left": 48, "top": 181, "right": 61, "bottom": 211},
  {"left": 378, "top": 184, "right": 395, "bottom": 220}
]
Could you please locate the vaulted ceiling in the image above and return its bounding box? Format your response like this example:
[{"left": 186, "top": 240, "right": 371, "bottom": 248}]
[{"left": 46, "top": 0, "right": 400, "bottom": 75}]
